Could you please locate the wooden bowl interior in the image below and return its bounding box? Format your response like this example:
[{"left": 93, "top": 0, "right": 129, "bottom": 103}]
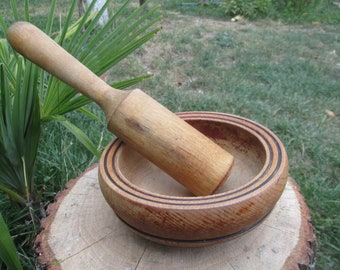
[{"left": 118, "top": 119, "right": 266, "bottom": 197}]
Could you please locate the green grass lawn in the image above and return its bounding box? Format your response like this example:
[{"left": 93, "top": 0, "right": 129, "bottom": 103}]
[
  {"left": 1, "top": 0, "right": 339, "bottom": 269},
  {"left": 133, "top": 7, "right": 340, "bottom": 268}
]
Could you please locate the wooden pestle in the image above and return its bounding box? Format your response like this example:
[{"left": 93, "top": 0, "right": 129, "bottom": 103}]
[{"left": 7, "top": 22, "right": 234, "bottom": 196}]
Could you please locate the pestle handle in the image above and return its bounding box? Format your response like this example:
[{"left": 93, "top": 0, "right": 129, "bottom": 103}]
[
  {"left": 7, "top": 22, "right": 234, "bottom": 196},
  {"left": 6, "top": 21, "right": 127, "bottom": 120}
]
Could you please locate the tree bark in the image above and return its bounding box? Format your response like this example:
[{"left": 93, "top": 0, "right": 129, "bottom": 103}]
[{"left": 85, "top": 0, "right": 109, "bottom": 26}]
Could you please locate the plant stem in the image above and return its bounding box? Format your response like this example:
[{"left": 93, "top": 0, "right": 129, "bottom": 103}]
[{"left": 22, "top": 157, "right": 37, "bottom": 235}]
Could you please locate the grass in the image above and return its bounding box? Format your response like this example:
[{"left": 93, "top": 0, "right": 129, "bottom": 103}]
[
  {"left": 1, "top": 0, "right": 340, "bottom": 269},
  {"left": 118, "top": 4, "right": 340, "bottom": 268},
  {"left": 160, "top": 0, "right": 340, "bottom": 24}
]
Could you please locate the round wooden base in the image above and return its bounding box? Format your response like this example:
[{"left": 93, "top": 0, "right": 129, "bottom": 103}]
[{"left": 35, "top": 165, "right": 315, "bottom": 270}]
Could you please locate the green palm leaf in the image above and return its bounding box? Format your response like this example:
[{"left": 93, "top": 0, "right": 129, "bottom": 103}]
[
  {"left": 0, "top": 213, "right": 23, "bottom": 270},
  {"left": 47, "top": 115, "right": 101, "bottom": 158},
  {"left": 0, "top": 57, "right": 40, "bottom": 202}
]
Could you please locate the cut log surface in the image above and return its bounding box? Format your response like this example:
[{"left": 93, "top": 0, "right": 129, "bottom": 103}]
[{"left": 36, "top": 164, "right": 316, "bottom": 270}]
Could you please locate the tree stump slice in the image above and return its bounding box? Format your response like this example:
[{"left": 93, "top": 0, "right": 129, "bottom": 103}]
[{"left": 36, "top": 164, "right": 316, "bottom": 270}]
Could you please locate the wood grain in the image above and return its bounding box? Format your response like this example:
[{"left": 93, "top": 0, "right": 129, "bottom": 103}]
[
  {"left": 99, "top": 112, "right": 289, "bottom": 246},
  {"left": 35, "top": 165, "right": 315, "bottom": 270}
]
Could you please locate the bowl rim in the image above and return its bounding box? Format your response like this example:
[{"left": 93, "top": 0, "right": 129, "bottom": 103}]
[{"left": 99, "top": 112, "right": 288, "bottom": 208}]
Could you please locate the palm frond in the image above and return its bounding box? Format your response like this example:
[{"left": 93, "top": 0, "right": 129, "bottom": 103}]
[
  {"left": 0, "top": 213, "right": 23, "bottom": 270},
  {"left": 0, "top": 185, "right": 26, "bottom": 204},
  {"left": 47, "top": 115, "right": 101, "bottom": 157},
  {"left": 44, "top": 0, "right": 57, "bottom": 35},
  {"left": 111, "top": 74, "right": 154, "bottom": 89},
  {"left": 40, "top": 0, "right": 162, "bottom": 128},
  {"left": 0, "top": 58, "right": 40, "bottom": 202},
  {"left": 0, "top": 39, "right": 18, "bottom": 92},
  {"left": 9, "top": 0, "right": 19, "bottom": 21}
]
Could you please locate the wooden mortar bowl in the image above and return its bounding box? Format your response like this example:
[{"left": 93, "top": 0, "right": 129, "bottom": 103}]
[{"left": 98, "top": 112, "right": 289, "bottom": 247}]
